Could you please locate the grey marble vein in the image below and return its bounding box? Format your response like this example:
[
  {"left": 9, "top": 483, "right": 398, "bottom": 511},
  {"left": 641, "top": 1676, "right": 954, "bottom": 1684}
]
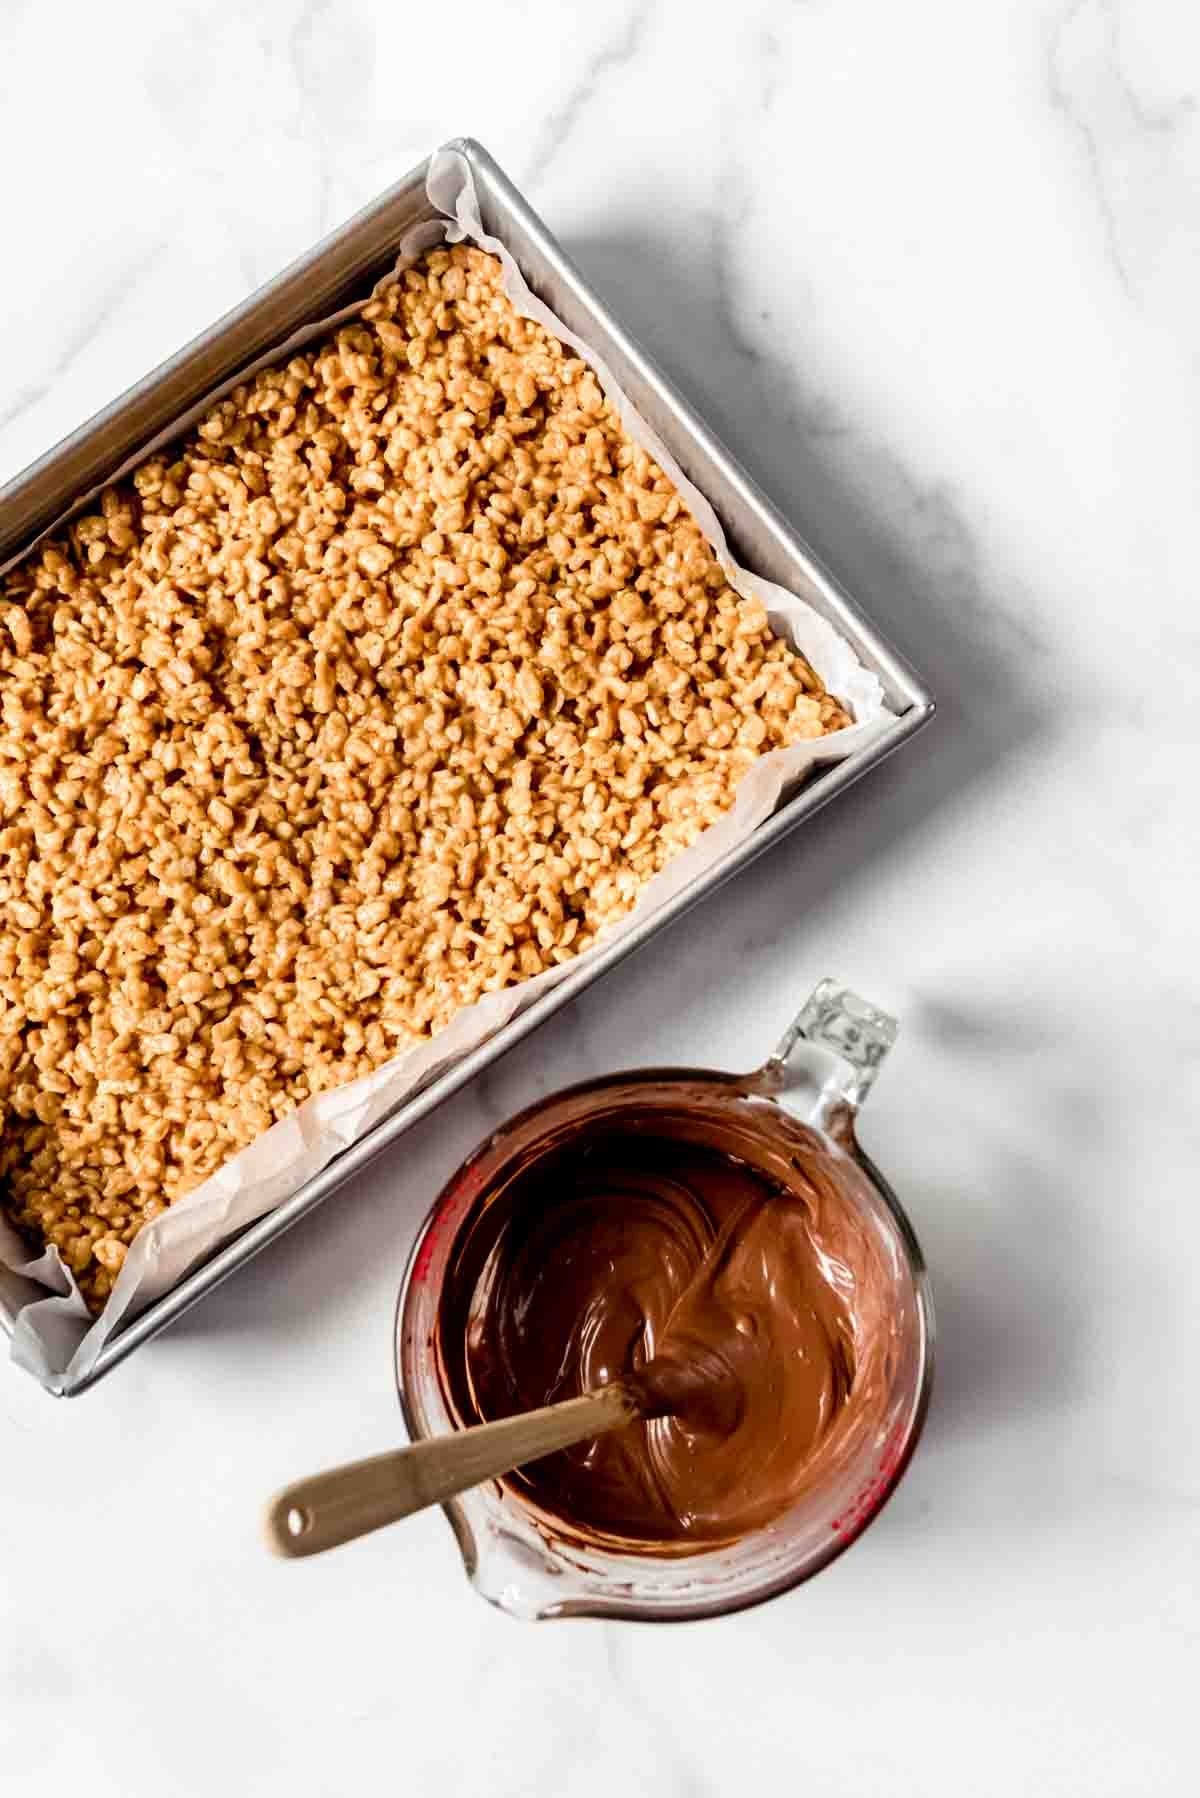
[
  {"left": 523, "top": 0, "right": 654, "bottom": 189},
  {"left": 1103, "top": 1, "right": 1196, "bottom": 135},
  {"left": 1046, "top": 0, "right": 1134, "bottom": 296},
  {"left": 1046, "top": 0, "right": 1198, "bottom": 300},
  {"left": 0, "top": 252, "right": 159, "bottom": 441},
  {"left": 751, "top": 22, "right": 787, "bottom": 116}
]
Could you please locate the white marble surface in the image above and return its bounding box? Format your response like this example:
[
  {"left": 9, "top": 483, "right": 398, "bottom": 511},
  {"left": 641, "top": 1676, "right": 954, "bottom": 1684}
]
[{"left": 2, "top": 0, "right": 1198, "bottom": 1791}]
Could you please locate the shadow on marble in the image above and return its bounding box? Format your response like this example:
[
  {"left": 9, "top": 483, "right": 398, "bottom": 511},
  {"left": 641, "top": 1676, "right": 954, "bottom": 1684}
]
[
  {"left": 912, "top": 1167, "right": 1090, "bottom": 1449},
  {"left": 564, "top": 228, "right": 1057, "bottom": 868}
]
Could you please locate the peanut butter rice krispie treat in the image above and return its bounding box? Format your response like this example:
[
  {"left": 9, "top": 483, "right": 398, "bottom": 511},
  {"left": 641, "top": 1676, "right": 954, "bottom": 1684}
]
[{"left": 0, "top": 245, "right": 849, "bottom": 1309}]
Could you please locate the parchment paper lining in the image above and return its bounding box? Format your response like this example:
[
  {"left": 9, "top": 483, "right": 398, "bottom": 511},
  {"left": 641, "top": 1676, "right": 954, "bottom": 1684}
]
[{"left": 1, "top": 146, "right": 893, "bottom": 1390}]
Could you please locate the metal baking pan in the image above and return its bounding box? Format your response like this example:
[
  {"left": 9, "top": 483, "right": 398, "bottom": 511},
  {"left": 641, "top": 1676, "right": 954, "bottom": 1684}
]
[{"left": 0, "top": 138, "right": 933, "bottom": 1394}]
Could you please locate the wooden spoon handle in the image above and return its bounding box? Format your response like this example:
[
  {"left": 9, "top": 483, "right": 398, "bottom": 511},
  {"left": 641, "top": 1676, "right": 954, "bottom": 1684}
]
[{"left": 264, "top": 1382, "right": 638, "bottom": 1560}]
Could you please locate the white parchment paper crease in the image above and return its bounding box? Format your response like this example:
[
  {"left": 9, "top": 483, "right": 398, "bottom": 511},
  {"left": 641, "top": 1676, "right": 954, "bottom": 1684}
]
[{"left": 0, "top": 146, "right": 894, "bottom": 1390}]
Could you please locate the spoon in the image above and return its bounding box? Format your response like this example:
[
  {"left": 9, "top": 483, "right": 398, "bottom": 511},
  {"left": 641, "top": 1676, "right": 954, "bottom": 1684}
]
[{"left": 263, "top": 1380, "right": 641, "bottom": 1559}]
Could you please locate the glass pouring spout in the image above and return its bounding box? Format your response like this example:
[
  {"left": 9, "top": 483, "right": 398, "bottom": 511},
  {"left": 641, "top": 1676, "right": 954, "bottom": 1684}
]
[{"left": 746, "top": 978, "right": 899, "bottom": 1132}]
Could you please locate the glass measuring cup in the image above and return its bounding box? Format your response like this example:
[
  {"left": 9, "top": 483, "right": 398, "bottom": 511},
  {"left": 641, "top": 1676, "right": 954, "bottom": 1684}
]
[{"left": 394, "top": 980, "right": 934, "bottom": 1622}]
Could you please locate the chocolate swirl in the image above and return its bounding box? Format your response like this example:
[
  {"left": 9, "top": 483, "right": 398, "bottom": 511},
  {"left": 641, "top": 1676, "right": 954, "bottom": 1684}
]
[{"left": 437, "top": 1102, "right": 896, "bottom": 1553}]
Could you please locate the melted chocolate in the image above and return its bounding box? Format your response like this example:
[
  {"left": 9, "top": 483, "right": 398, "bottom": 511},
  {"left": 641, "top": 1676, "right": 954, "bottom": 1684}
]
[{"left": 436, "top": 1098, "right": 895, "bottom": 1554}]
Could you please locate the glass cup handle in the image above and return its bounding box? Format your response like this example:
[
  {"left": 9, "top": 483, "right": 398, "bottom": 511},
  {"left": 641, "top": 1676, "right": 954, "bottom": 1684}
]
[{"left": 759, "top": 978, "right": 898, "bottom": 1111}]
